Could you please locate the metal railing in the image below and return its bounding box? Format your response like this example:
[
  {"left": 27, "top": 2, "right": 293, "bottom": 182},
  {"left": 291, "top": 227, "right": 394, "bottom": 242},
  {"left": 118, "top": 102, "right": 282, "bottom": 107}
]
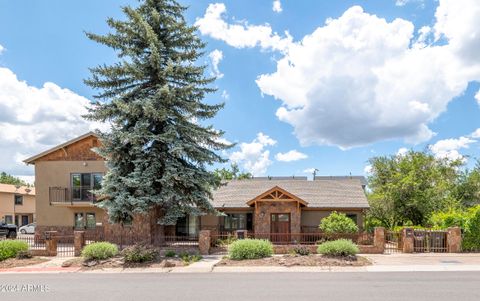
[
  {"left": 413, "top": 229, "right": 447, "bottom": 253},
  {"left": 49, "top": 187, "right": 97, "bottom": 204},
  {"left": 247, "top": 232, "right": 373, "bottom": 245}
]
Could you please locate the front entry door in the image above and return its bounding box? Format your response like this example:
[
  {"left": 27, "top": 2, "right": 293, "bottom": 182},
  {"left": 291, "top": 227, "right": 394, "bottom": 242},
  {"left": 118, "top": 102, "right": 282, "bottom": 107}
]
[{"left": 270, "top": 213, "right": 290, "bottom": 243}]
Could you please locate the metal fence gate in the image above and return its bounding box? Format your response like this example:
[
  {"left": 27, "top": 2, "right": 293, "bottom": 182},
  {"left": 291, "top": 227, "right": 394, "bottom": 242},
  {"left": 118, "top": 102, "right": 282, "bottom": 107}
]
[
  {"left": 413, "top": 230, "right": 447, "bottom": 253},
  {"left": 384, "top": 231, "right": 402, "bottom": 254}
]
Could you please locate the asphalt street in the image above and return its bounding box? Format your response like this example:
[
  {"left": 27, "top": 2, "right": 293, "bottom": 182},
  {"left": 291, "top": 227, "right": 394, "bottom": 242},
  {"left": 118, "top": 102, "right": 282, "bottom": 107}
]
[{"left": 0, "top": 272, "right": 479, "bottom": 301}]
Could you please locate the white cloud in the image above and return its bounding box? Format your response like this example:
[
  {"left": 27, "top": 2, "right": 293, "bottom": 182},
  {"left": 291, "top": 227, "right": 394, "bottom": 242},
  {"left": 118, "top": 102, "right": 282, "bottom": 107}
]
[
  {"left": 208, "top": 49, "right": 224, "bottom": 79},
  {"left": 221, "top": 90, "right": 229, "bottom": 100},
  {"left": 0, "top": 44, "right": 4, "bottom": 54},
  {"left": 364, "top": 165, "right": 372, "bottom": 174},
  {"left": 303, "top": 168, "right": 317, "bottom": 174},
  {"left": 229, "top": 133, "right": 277, "bottom": 175},
  {"left": 471, "top": 128, "right": 480, "bottom": 138},
  {"left": 275, "top": 150, "right": 307, "bottom": 162},
  {"left": 395, "top": 0, "right": 424, "bottom": 7},
  {"left": 397, "top": 147, "right": 409, "bottom": 156},
  {"left": 254, "top": 3, "right": 480, "bottom": 149},
  {"left": 475, "top": 89, "right": 480, "bottom": 106},
  {"left": 0, "top": 66, "right": 106, "bottom": 176},
  {"left": 430, "top": 136, "right": 476, "bottom": 161},
  {"left": 195, "top": 3, "right": 293, "bottom": 52},
  {"left": 272, "top": 0, "right": 283, "bottom": 13}
]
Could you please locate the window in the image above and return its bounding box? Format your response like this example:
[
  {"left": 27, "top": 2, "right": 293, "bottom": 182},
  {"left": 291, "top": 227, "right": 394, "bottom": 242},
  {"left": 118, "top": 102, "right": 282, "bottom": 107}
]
[
  {"left": 175, "top": 215, "right": 199, "bottom": 236},
  {"left": 71, "top": 173, "right": 103, "bottom": 201},
  {"left": 86, "top": 213, "right": 96, "bottom": 229},
  {"left": 222, "top": 213, "right": 252, "bottom": 230},
  {"left": 4, "top": 215, "right": 13, "bottom": 225},
  {"left": 346, "top": 214, "right": 358, "bottom": 225},
  {"left": 14, "top": 195, "right": 23, "bottom": 205},
  {"left": 74, "top": 213, "right": 84, "bottom": 229}
]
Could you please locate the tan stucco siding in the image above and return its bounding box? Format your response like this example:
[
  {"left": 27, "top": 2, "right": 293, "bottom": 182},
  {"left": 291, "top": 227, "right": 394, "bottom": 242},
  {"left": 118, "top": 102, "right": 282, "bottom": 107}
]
[
  {"left": 201, "top": 214, "right": 219, "bottom": 228},
  {"left": 0, "top": 192, "right": 35, "bottom": 223},
  {"left": 35, "top": 160, "right": 107, "bottom": 227},
  {"left": 301, "top": 209, "right": 364, "bottom": 229}
]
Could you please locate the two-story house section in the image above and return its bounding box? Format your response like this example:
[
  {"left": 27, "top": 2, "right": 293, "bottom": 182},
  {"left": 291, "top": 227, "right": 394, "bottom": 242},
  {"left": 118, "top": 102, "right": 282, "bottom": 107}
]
[
  {"left": 0, "top": 184, "right": 35, "bottom": 227},
  {"left": 24, "top": 132, "right": 106, "bottom": 236}
]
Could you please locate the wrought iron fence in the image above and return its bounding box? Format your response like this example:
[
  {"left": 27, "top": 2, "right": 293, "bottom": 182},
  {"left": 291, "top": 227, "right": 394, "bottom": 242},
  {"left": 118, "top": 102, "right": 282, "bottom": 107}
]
[
  {"left": 385, "top": 230, "right": 402, "bottom": 254},
  {"left": 56, "top": 235, "right": 75, "bottom": 257},
  {"left": 247, "top": 232, "right": 373, "bottom": 245},
  {"left": 413, "top": 229, "right": 447, "bottom": 253}
]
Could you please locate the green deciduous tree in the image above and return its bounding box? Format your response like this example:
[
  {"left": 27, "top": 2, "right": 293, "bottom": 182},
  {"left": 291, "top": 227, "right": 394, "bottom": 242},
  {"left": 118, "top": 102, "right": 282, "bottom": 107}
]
[
  {"left": 452, "top": 161, "right": 480, "bottom": 207},
  {"left": 84, "top": 0, "right": 230, "bottom": 225},
  {"left": 0, "top": 172, "right": 29, "bottom": 187},
  {"left": 367, "top": 150, "right": 462, "bottom": 228},
  {"left": 213, "top": 163, "right": 252, "bottom": 182}
]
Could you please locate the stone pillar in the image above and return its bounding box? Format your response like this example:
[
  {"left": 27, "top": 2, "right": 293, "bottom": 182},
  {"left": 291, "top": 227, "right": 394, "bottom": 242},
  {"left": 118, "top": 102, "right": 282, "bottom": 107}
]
[
  {"left": 447, "top": 227, "right": 462, "bottom": 253},
  {"left": 235, "top": 230, "right": 248, "bottom": 240},
  {"left": 45, "top": 231, "right": 58, "bottom": 256},
  {"left": 402, "top": 228, "right": 414, "bottom": 253},
  {"left": 373, "top": 227, "right": 385, "bottom": 253},
  {"left": 199, "top": 230, "right": 211, "bottom": 255},
  {"left": 74, "top": 231, "right": 86, "bottom": 257}
]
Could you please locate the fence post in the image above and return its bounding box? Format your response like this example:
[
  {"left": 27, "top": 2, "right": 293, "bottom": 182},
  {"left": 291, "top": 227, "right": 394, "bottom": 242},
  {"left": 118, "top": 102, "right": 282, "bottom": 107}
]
[
  {"left": 373, "top": 227, "right": 385, "bottom": 253},
  {"left": 402, "top": 228, "right": 414, "bottom": 253},
  {"left": 235, "top": 230, "right": 247, "bottom": 240},
  {"left": 447, "top": 227, "right": 462, "bottom": 253},
  {"left": 45, "top": 231, "right": 58, "bottom": 256},
  {"left": 199, "top": 230, "right": 211, "bottom": 255},
  {"left": 74, "top": 231, "right": 86, "bottom": 257}
]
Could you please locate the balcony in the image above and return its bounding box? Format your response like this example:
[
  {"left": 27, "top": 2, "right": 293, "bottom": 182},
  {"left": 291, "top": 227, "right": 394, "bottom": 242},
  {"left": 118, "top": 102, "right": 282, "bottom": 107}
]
[{"left": 49, "top": 187, "right": 97, "bottom": 207}]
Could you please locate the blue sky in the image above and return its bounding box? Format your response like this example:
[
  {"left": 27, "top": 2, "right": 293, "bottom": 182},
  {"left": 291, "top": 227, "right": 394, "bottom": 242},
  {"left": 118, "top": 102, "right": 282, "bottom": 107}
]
[{"left": 0, "top": 0, "right": 479, "bottom": 182}]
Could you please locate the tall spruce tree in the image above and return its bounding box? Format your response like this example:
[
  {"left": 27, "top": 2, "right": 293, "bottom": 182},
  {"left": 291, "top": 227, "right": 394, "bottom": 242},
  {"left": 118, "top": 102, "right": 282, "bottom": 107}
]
[{"left": 84, "top": 0, "right": 230, "bottom": 226}]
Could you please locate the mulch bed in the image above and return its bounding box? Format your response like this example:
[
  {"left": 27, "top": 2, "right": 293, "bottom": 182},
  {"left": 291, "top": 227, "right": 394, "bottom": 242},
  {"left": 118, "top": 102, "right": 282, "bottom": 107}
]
[
  {"left": 62, "top": 256, "right": 188, "bottom": 270},
  {"left": 216, "top": 254, "right": 371, "bottom": 267},
  {"left": 0, "top": 257, "right": 49, "bottom": 269}
]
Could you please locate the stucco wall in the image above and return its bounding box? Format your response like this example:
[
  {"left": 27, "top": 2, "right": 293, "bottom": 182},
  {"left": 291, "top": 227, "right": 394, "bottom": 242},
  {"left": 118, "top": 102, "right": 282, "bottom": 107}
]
[
  {"left": 0, "top": 191, "right": 35, "bottom": 224},
  {"left": 35, "top": 160, "right": 107, "bottom": 227},
  {"left": 301, "top": 209, "right": 364, "bottom": 230}
]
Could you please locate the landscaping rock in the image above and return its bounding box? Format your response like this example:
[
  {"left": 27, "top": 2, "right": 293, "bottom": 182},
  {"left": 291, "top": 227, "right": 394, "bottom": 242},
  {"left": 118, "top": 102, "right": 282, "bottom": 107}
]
[{"left": 159, "top": 260, "right": 176, "bottom": 268}]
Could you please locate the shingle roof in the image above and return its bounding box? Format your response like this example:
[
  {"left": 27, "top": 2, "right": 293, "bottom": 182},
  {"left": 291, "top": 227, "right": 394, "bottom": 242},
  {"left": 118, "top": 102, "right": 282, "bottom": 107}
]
[
  {"left": 0, "top": 184, "right": 35, "bottom": 195},
  {"left": 211, "top": 178, "right": 369, "bottom": 209}
]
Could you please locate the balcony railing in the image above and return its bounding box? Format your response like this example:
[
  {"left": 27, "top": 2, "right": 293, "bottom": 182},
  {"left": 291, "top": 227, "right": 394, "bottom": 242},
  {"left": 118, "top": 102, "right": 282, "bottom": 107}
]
[{"left": 49, "top": 187, "right": 97, "bottom": 204}]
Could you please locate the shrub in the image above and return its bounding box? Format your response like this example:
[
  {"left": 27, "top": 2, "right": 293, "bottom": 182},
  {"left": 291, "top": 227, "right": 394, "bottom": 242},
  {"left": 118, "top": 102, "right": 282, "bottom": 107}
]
[
  {"left": 0, "top": 240, "right": 29, "bottom": 261},
  {"left": 430, "top": 209, "right": 469, "bottom": 229},
  {"left": 81, "top": 242, "right": 118, "bottom": 260},
  {"left": 463, "top": 206, "right": 480, "bottom": 251},
  {"left": 180, "top": 253, "right": 202, "bottom": 265},
  {"left": 229, "top": 239, "right": 273, "bottom": 260},
  {"left": 292, "top": 245, "right": 310, "bottom": 256},
  {"left": 319, "top": 212, "right": 359, "bottom": 234},
  {"left": 317, "top": 239, "right": 359, "bottom": 257},
  {"left": 121, "top": 245, "right": 158, "bottom": 263},
  {"left": 164, "top": 250, "right": 176, "bottom": 258}
]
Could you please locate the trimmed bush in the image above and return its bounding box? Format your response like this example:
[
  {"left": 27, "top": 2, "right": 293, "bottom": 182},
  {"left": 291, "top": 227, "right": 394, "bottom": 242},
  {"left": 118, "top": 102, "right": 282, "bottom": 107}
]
[
  {"left": 317, "top": 239, "right": 359, "bottom": 257},
  {"left": 164, "top": 250, "right": 176, "bottom": 258},
  {"left": 319, "top": 211, "right": 359, "bottom": 234},
  {"left": 0, "top": 240, "right": 29, "bottom": 261},
  {"left": 229, "top": 239, "right": 273, "bottom": 260},
  {"left": 121, "top": 245, "right": 158, "bottom": 263},
  {"left": 81, "top": 242, "right": 118, "bottom": 260}
]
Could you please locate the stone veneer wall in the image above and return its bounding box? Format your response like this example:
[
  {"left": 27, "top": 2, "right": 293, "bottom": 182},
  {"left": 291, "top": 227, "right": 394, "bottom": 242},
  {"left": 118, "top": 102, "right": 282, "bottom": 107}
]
[
  {"left": 254, "top": 202, "right": 301, "bottom": 233},
  {"left": 103, "top": 213, "right": 154, "bottom": 244}
]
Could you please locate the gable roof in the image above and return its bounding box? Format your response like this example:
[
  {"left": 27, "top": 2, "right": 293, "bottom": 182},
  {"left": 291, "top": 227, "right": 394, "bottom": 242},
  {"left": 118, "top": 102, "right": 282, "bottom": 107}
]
[
  {"left": 0, "top": 183, "right": 35, "bottom": 196},
  {"left": 212, "top": 178, "right": 369, "bottom": 209},
  {"left": 23, "top": 132, "right": 99, "bottom": 164}
]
